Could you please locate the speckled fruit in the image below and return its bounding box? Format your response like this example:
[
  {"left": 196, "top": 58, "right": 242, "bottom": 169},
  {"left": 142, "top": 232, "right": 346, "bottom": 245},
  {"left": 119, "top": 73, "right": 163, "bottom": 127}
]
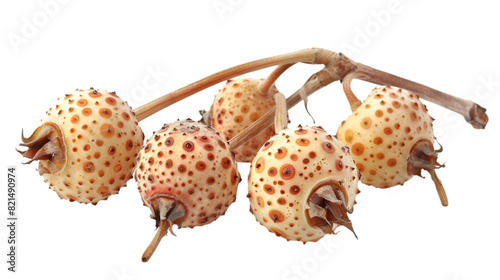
[
  {"left": 136, "top": 119, "right": 240, "bottom": 262},
  {"left": 210, "top": 78, "right": 279, "bottom": 162},
  {"left": 337, "top": 86, "right": 447, "bottom": 205},
  {"left": 18, "top": 88, "right": 144, "bottom": 204},
  {"left": 248, "top": 126, "right": 359, "bottom": 242}
]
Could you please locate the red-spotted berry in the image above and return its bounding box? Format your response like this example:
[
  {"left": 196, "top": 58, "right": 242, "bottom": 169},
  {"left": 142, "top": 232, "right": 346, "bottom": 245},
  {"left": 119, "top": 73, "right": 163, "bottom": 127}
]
[
  {"left": 135, "top": 119, "right": 240, "bottom": 261},
  {"left": 210, "top": 78, "right": 279, "bottom": 162}
]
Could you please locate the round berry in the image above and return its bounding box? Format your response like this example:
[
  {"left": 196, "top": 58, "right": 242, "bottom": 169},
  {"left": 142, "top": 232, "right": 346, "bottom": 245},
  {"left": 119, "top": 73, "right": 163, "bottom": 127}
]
[
  {"left": 136, "top": 119, "right": 240, "bottom": 261},
  {"left": 210, "top": 78, "right": 278, "bottom": 162},
  {"left": 337, "top": 86, "right": 447, "bottom": 205},
  {"left": 19, "top": 88, "right": 144, "bottom": 204},
  {"left": 248, "top": 126, "right": 359, "bottom": 242}
]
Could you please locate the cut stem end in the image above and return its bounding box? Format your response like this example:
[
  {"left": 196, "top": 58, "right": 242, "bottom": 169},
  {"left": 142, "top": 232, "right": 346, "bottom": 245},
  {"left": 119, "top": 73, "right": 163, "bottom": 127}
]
[
  {"left": 427, "top": 168, "right": 448, "bottom": 207},
  {"left": 354, "top": 63, "right": 488, "bottom": 129}
]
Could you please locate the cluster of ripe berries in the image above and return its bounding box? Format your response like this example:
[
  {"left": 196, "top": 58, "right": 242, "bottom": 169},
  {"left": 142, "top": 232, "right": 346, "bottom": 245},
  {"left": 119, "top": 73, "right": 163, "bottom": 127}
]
[{"left": 22, "top": 48, "right": 484, "bottom": 261}]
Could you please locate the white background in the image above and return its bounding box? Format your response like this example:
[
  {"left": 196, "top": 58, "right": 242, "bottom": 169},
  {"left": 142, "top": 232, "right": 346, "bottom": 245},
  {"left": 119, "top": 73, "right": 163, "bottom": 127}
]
[{"left": 1, "top": 1, "right": 499, "bottom": 280}]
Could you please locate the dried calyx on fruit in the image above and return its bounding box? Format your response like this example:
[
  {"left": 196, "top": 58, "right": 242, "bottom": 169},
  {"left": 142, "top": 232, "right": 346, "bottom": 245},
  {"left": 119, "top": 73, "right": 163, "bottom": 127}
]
[
  {"left": 247, "top": 126, "right": 360, "bottom": 242},
  {"left": 136, "top": 119, "right": 240, "bottom": 262},
  {"left": 208, "top": 78, "right": 279, "bottom": 162},
  {"left": 18, "top": 88, "right": 144, "bottom": 204},
  {"left": 245, "top": 91, "right": 359, "bottom": 242},
  {"left": 337, "top": 86, "right": 447, "bottom": 206}
]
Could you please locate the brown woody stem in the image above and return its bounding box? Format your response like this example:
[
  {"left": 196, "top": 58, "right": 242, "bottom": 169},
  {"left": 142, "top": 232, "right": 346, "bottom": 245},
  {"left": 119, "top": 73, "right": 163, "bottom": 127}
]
[
  {"left": 258, "top": 63, "right": 295, "bottom": 95},
  {"left": 229, "top": 53, "right": 355, "bottom": 150},
  {"left": 142, "top": 219, "right": 170, "bottom": 262},
  {"left": 342, "top": 71, "right": 363, "bottom": 112},
  {"left": 228, "top": 56, "right": 488, "bottom": 151},
  {"left": 133, "top": 48, "right": 334, "bottom": 121},
  {"left": 133, "top": 48, "right": 487, "bottom": 137},
  {"left": 274, "top": 92, "right": 288, "bottom": 132},
  {"left": 142, "top": 198, "right": 186, "bottom": 262},
  {"left": 353, "top": 63, "right": 488, "bottom": 129},
  {"left": 428, "top": 168, "right": 448, "bottom": 207}
]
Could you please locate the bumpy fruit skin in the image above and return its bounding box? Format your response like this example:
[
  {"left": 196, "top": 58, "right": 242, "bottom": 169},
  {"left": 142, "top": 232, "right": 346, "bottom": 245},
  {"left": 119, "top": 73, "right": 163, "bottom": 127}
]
[
  {"left": 24, "top": 89, "right": 144, "bottom": 204},
  {"left": 211, "top": 78, "right": 278, "bottom": 162},
  {"left": 337, "top": 86, "right": 436, "bottom": 188},
  {"left": 135, "top": 120, "right": 240, "bottom": 229},
  {"left": 248, "top": 126, "right": 359, "bottom": 242}
]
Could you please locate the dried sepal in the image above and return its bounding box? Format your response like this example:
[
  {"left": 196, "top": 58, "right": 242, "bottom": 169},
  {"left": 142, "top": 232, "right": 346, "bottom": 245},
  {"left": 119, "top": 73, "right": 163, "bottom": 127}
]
[
  {"left": 18, "top": 122, "right": 67, "bottom": 175},
  {"left": 408, "top": 139, "right": 448, "bottom": 206},
  {"left": 142, "top": 197, "right": 187, "bottom": 262},
  {"left": 307, "top": 184, "right": 357, "bottom": 238}
]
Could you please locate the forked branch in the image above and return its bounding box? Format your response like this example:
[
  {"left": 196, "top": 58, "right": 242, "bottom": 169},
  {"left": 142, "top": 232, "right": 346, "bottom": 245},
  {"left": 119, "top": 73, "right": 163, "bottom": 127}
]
[
  {"left": 132, "top": 48, "right": 487, "bottom": 133},
  {"left": 133, "top": 48, "right": 335, "bottom": 121},
  {"left": 258, "top": 64, "right": 295, "bottom": 95},
  {"left": 229, "top": 53, "right": 355, "bottom": 150}
]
